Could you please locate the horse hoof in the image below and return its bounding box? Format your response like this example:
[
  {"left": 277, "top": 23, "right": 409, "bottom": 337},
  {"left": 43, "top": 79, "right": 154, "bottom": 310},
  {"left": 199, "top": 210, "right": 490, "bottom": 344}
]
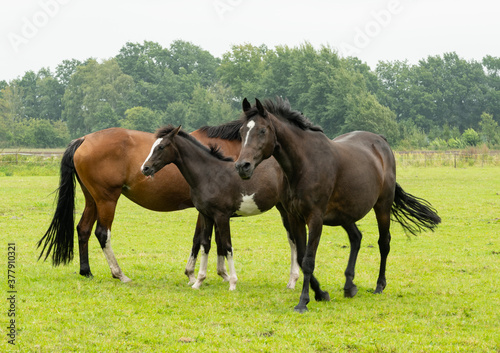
[
  {"left": 315, "top": 291, "right": 330, "bottom": 302},
  {"left": 80, "top": 270, "right": 93, "bottom": 278},
  {"left": 120, "top": 276, "right": 132, "bottom": 283},
  {"left": 192, "top": 282, "right": 202, "bottom": 290},
  {"left": 294, "top": 305, "right": 309, "bottom": 313},
  {"left": 287, "top": 275, "right": 299, "bottom": 289},
  {"left": 373, "top": 287, "right": 384, "bottom": 294},
  {"left": 344, "top": 286, "right": 358, "bottom": 298}
]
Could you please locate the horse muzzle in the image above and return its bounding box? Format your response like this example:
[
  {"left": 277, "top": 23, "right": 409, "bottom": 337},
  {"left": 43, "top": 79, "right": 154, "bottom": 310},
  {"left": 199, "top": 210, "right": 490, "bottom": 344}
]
[
  {"left": 235, "top": 160, "right": 254, "bottom": 180},
  {"left": 141, "top": 165, "right": 155, "bottom": 178}
]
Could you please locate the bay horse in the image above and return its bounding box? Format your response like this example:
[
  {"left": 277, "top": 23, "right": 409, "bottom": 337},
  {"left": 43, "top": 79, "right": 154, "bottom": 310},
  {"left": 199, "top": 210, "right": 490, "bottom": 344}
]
[
  {"left": 235, "top": 98, "right": 441, "bottom": 312},
  {"left": 38, "top": 125, "right": 300, "bottom": 288},
  {"left": 141, "top": 125, "right": 287, "bottom": 290}
]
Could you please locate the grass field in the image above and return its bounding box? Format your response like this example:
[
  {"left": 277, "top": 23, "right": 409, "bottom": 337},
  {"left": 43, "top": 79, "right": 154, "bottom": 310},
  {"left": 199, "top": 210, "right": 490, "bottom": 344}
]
[{"left": 1, "top": 166, "right": 499, "bottom": 352}]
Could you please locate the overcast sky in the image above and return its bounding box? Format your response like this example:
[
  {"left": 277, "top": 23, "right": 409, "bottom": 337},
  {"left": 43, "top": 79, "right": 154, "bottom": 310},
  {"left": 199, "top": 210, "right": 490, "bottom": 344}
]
[{"left": 1, "top": 0, "right": 499, "bottom": 82}]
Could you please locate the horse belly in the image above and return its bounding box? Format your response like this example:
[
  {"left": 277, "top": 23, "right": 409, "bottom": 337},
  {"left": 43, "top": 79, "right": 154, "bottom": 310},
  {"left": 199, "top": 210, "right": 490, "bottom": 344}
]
[
  {"left": 323, "top": 188, "right": 379, "bottom": 226},
  {"left": 122, "top": 166, "right": 193, "bottom": 212}
]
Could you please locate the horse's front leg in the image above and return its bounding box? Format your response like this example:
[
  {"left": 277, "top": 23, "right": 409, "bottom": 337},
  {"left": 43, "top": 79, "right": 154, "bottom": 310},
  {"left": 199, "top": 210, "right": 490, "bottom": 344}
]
[
  {"left": 192, "top": 215, "right": 213, "bottom": 289},
  {"left": 185, "top": 213, "right": 204, "bottom": 285},
  {"left": 215, "top": 216, "right": 237, "bottom": 290},
  {"left": 276, "top": 203, "right": 300, "bottom": 289},
  {"left": 295, "top": 215, "right": 330, "bottom": 313}
]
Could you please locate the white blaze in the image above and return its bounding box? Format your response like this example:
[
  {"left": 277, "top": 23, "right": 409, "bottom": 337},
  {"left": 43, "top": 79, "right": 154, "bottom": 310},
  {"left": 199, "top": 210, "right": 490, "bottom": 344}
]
[
  {"left": 235, "top": 193, "right": 261, "bottom": 216},
  {"left": 243, "top": 120, "right": 255, "bottom": 147},
  {"left": 141, "top": 138, "right": 163, "bottom": 172}
]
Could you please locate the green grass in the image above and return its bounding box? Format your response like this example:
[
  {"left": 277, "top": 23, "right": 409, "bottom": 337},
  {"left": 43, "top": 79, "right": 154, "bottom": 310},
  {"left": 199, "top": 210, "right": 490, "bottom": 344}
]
[
  {"left": 0, "top": 154, "right": 61, "bottom": 176},
  {"left": 1, "top": 167, "right": 499, "bottom": 352}
]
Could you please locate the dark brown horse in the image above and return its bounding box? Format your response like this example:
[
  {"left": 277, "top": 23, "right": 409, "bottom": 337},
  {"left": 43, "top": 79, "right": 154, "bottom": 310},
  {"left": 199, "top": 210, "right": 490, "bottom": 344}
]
[
  {"left": 141, "top": 125, "right": 287, "bottom": 290},
  {"left": 38, "top": 126, "right": 300, "bottom": 287},
  {"left": 235, "top": 98, "right": 441, "bottom": 312}
]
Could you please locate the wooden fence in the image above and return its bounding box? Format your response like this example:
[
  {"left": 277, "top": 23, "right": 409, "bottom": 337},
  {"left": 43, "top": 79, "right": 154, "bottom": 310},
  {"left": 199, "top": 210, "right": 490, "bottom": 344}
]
[
  {"left": 395, "top": 150, "right": 500, "bottom": 167},
  {"left": 1, "top": 150, "right": 500, "bottom": 168}
]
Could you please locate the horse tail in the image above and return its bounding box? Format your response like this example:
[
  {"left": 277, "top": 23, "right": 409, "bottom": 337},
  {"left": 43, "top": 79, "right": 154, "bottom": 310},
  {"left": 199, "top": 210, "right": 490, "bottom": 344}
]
[
  {"left": 37, "top": 138, "right": 85, "bottom": 266},
  {"left": 391, "top": 183, "right": 441, "bottom": 235}
]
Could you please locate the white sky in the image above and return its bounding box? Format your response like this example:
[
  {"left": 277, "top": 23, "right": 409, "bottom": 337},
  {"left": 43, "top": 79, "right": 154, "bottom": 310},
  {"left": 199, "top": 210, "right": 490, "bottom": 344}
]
[{"left": 1, "top": 0, "right": 499, "bottom": 82}]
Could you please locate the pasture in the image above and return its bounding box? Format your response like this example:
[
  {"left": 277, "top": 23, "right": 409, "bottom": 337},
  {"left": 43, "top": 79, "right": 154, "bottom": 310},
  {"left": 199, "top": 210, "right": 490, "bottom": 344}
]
[{"left": 1, "top": 166, "right": 499, "bottom": 352}]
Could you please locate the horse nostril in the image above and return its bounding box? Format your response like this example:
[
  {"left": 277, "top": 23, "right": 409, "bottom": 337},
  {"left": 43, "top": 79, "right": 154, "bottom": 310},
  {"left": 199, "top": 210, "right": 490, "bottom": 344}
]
[
  {"left": 236, "top": 161, "right": 250, "bottom": 171},
  {"left": 142, "top": 166, "right": 150, "bottom": 175}
]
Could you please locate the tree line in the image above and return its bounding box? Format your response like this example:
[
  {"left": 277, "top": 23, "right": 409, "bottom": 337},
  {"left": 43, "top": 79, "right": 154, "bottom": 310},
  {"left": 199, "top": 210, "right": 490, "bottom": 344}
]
[{"left": 1, "top": 40, "right": 499, "bottom": 149}]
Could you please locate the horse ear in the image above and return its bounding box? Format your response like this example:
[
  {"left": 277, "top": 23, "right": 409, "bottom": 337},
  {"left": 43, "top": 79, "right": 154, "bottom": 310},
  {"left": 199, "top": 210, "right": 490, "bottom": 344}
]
[
  {"left": 168, "top": 125, "right": 182, "bottom": 139},
  {"left": 255, "top": 98, "right": 267, "bottom": 117},
  {"left": 242, "top": 98, "right": 251, "bottom": 112}
]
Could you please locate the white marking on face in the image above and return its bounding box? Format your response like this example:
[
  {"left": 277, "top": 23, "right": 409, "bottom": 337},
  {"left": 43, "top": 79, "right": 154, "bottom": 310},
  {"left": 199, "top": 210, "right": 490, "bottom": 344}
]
[
  {"left": 235, "top": 193, "right": 261, "bottom": 216},
  {"left": 243, "top": 120, "right": 255, "bottom": 147},
  {"left": 141, "top": 138, "right": 163, "bottom": 172}
]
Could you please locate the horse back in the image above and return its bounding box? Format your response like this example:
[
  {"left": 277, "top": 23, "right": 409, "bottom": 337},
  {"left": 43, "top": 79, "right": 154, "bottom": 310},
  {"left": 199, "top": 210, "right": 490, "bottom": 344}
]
[
  {"left": 323, "top": 131, "right": 396, "bottom": 225},
  {"left": 73, "top": 128, "right": 193, "bottom": 211}
]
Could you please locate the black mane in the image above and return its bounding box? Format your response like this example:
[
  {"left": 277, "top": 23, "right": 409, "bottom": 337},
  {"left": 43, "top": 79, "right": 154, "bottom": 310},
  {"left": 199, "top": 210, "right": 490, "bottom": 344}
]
[
  {"left": 198, "top": 120, "right": 242, "bottom": 141},
  {"left": 244, "top": 97, "right": 324, "bottom": 133},
  {"left": 155, "top": 125, "right": 233, "bottom": 162}
]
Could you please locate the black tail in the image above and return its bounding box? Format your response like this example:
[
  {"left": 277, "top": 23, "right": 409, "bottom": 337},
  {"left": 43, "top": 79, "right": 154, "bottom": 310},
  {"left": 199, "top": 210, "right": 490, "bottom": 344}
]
[
  {"left": 391, "top": 183, "right": 441, "bottom": 235},
  {"left": 37, "top": 138, "right": 84, "bottom": 266}
]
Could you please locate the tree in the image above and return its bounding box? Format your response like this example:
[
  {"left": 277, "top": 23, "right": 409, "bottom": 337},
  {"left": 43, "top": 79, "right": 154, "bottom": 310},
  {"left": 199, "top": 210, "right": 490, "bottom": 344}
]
[
  {"left": 461, "top": 128, "right": 481, "bottom": 146},
  {"left": 183, "top": 83, "right": 237, "bottom": 131},
  {"left": 31, "top": 119, "right": 69, "bottom": 147},
  {"left": 168, "top": 40, "right": 219, "bottom": 86},
  {"left": 55, "top": 59, "right": 83, "bottom": 88},
  {"left": 121, "top": 106, "right": 160, "bottom": 132},
  {"left": 341, "top": 92, "right": 399, "bottom": 144},
  {"left": 479, "top": 112, "right": 500, "bottom": 147},
  {"left": 482, "top": 55, "right": 500, "bottom": 120},
  {"left": 376, "top": 53, "right": 491, "bottom": 134},
  {"left": 217, "top": 43, "right": 269, "bottom": 100},
  {"left": 62, "top": 59, "right": 135, "bottom": 137}
]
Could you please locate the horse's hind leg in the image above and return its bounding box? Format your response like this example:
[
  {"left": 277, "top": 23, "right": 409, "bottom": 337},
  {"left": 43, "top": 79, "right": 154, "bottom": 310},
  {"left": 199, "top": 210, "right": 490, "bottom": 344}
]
[
  {"left": 76, "top": 187, "right": 97, "bottom": 278},
  {"left": 373, "top": 207, "right": 392, "bottom": 294},
  {"left": 95, "top": 200, "right": 131, "bottom": 283},
  {"left": 342, "top": 223, "right": 363, "bottom": 298}
]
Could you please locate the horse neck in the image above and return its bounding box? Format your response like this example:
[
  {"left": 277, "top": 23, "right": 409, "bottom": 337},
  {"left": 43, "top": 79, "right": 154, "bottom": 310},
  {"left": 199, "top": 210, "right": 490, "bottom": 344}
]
[
  {"left": 270, "top": 114, "right": 328, "bottom": 183},
  {"left": 173, "top": 135, "right": 227, "bottom": 189}
]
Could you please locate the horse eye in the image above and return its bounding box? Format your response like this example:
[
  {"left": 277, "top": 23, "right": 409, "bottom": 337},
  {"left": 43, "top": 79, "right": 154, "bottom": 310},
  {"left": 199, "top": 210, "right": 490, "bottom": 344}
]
[
  {"left": 158, "top": 145, "right": 165, "bottom": 151},
  {"left": 259, "top": 128, "right": 266, "bottom": 135}
]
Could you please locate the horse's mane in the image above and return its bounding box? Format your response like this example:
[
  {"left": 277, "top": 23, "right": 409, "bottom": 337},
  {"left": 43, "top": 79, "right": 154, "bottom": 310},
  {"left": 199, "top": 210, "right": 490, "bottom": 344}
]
[
  {"left": 244, "top": 97, "right": 324, "bottom": 133},
  {"left": 198, "top": 120, "right": 242, "bottom": 141},
  {"left": 156, "top": 125, "right": 233, "bottom": 162}
]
